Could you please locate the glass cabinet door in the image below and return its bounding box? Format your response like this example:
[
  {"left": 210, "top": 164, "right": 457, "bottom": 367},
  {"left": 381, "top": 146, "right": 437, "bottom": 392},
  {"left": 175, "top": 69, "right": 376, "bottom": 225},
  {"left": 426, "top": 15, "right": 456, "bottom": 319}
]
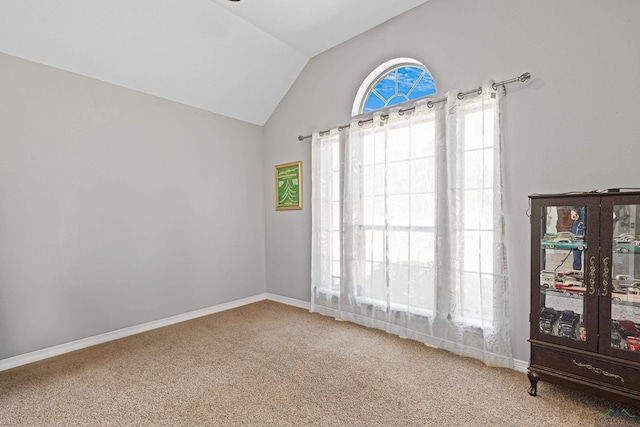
[
  {"left": 606, "top": 202, "right": 640, "bottom": 358},
  {"left": 535, "top": 203, "right": 591, "bottom": 346},
  {"left": 532, "top": 198, "right": 598, "bottom": 351}
]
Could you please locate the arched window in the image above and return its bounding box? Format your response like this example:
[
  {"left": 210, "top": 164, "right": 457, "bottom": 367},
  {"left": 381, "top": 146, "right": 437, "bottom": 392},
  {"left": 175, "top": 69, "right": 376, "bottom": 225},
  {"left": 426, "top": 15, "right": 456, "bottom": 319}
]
[{"left": 352, "top": 58, "right": 436, "bottom": 116}]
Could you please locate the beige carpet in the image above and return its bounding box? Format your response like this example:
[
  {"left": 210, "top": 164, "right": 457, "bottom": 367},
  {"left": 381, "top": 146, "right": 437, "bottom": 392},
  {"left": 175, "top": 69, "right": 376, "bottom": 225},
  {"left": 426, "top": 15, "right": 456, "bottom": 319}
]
[{"left": 0, "top": 300, "right": 637, "bottom": 426}]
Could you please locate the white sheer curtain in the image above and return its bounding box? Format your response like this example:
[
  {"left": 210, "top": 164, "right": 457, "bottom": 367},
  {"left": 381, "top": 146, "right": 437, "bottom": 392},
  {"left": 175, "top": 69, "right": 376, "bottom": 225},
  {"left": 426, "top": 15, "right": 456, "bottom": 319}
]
[{"left": 311, "top": 82, "right": 512, "bottom": 368}]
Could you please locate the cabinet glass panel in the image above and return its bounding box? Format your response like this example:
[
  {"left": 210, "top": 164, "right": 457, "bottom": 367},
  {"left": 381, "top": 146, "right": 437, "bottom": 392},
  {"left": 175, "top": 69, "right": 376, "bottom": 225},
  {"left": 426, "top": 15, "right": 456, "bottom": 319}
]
[
  {"left": 610, "top": 204, "right": 640, "bottom": 353},
  {"left": 538, "top": 205, "right": 586, "bottom": 342}
]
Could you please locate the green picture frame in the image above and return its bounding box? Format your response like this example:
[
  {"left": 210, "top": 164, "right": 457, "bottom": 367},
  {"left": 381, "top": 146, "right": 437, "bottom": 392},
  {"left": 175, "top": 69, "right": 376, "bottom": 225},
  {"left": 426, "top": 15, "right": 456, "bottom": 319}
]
[{"left": 275, "top": 161, "right": 302, "bottom": 210}]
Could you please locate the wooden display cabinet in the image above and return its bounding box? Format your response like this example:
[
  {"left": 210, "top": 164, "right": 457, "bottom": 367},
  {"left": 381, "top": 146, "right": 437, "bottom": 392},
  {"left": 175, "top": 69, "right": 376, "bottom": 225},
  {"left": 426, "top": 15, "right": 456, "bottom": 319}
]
[{"left": 528, "top": 191, "right": 640, "bottom": 406}]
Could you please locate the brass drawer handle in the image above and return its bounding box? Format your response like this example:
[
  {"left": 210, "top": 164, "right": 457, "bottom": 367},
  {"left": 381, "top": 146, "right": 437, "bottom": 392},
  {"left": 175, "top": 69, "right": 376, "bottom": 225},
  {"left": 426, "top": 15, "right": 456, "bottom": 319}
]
[{"left": 573, "top": 360, "right": 624, "bottom": 382}]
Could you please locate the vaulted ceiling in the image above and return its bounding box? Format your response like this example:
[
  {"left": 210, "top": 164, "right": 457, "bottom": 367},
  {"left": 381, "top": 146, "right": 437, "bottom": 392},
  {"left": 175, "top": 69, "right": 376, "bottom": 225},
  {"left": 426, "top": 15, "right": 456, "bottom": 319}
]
[{"left": 0, "top": 0, "right": 429, "bottom": 125}]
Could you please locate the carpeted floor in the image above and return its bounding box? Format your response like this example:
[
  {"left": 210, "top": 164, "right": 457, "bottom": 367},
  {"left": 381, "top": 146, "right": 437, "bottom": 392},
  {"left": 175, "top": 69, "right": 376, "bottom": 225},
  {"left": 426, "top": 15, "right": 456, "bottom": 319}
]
[{"left": 0, "top": 300, "right": 638, "bottom": 426}]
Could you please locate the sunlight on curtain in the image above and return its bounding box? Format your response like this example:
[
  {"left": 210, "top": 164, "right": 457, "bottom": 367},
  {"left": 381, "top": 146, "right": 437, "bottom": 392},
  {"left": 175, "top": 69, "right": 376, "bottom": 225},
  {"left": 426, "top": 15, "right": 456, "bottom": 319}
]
[{"left": 311, "top": 82, "right": 512, "bottom": 368}]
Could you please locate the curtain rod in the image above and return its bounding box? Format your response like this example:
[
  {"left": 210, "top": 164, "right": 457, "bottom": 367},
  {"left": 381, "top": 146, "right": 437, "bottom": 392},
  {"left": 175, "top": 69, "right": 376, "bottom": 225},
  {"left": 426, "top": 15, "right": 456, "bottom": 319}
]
[{"left": 298, "top": 72, "right": 531, "bottom": 141}]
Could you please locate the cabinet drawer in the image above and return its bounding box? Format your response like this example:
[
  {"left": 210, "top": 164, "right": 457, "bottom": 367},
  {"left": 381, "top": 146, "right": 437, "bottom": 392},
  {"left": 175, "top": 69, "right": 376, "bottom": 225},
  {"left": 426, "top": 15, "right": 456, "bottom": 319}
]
[{"left": 531, "top": 344, "right": 640, "bottom": 395}]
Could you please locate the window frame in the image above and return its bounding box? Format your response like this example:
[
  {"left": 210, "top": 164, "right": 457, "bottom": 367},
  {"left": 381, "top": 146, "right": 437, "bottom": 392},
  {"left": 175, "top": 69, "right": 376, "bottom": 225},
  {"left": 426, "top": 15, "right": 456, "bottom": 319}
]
[{"left": 352, "top": 57, "right": 436, "bottom": 116}]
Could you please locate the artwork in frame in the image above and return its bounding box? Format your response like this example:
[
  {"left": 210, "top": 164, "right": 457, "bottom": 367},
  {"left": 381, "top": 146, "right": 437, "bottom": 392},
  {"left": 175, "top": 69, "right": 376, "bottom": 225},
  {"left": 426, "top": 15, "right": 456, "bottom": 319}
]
[{"left": 275, "top": 161, "right": 302, "bottom": 210}]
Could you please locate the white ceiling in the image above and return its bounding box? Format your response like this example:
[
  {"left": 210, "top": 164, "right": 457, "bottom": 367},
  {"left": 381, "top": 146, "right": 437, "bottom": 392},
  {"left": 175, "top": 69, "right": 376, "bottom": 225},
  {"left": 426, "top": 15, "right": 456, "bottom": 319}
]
[{"left": 0, "top": 0, "right": 429, "bottom": 125}]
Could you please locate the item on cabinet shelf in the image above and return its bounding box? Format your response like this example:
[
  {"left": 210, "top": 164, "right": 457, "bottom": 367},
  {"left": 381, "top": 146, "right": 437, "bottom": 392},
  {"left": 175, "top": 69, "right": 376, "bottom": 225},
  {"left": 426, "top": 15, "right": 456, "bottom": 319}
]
[
  {"left": 540, "top": 270, "right": 555, "bottom": 288},
  {"left": 627, "top": 337, "right": 640, "bottom": 351},
  {"left": 612, "top": 274, "right": 634, "bottom": 289},
  {"left": 554, "top": 278, "right": 586, "bottom": 296},
  {"left": 544, "top": 231, "right": 584, "bottom": 242},
  {"left": 616, "top": 320, "right": 640, "bottom": 339},
  {"left": 558, "top": 310, "right": 580, "bottom": 339},
  {"left": 615, "top": 241, "right": 640, "bottom": 253},
  {"left": 611, "top": 322, "right": 624, "bottom": 349},
  {"left": 541, "top": 232, "right": 587, "bottom": 250},
  {"left": 560, "top": 269, "right": 584, "bottom": 280},
  {"left": 539, "top": 307, "right": 559, "bottom": 333},
  {"left": 615, "top": 233, "right": 635, "bottom": 243},
  {"left": 611, "top": 288, "right": 640, "bottom": 304}
]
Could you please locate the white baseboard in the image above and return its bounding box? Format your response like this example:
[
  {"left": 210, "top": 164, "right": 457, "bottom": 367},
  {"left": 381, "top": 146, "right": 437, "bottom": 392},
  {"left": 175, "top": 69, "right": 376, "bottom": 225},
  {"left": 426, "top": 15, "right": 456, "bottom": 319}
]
[
  {"left": 1, "top": 293, "right": 525, "bottom": 374},
  {"left": 266, "top": 293, "right": 311, "bottom": 310},
  {"left": 513, "top": 358, "right": 528, "bottom": 373},
  {"left": 0, "top": 293, "right": 271, "bottom": 372}
]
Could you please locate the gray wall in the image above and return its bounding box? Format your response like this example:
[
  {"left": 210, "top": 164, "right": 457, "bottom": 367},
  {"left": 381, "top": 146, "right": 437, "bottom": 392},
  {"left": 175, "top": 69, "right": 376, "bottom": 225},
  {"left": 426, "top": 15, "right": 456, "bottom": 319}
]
[
  {"left": 0, "top": 52, "right": 266, "bottom": 359},
  {"left": 263, "top": 0, "right": 640, "bottom": 362}
]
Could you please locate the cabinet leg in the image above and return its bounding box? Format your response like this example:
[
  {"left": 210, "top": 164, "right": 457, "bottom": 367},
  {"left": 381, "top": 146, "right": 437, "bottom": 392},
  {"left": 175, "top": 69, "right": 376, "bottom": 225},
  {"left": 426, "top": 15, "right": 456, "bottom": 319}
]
[{"left": 527, "top": 370, "right": 539, "bottom": 396}]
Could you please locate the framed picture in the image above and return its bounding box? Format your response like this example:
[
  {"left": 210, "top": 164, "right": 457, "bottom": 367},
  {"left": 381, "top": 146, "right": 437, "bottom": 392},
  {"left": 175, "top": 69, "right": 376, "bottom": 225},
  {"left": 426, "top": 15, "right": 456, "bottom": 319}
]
[{"left": 275, "top": 161, "right": 302, "bottom": 210}]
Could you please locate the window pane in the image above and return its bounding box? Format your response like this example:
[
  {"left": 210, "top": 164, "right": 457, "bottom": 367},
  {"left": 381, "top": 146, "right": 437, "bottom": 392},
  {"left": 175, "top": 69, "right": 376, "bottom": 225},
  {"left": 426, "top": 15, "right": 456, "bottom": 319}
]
[
  {"left": 387, "top": 126, "right": 411, "bottom": 162},
  {"left": 363, "top": 165, "right": 385, "bottom": 196},
  {"left": 331, "top": 261, "right": 341, "bottom": 291},
  {"left": 464, "top": 189, "right": 493, "bottom": 231},
  {"left": 411, "top": 157, "right": 434, "bottom": 193},
  {"left": 464, "top": 108, "right": 495, "bottom": 150},
  {"left": 409, "top": 231, "right": 434, "bottom": 265},
  {"left": 364, "top": 261, "right": 387, "bottom": 301},
  {"left": 408, "top": 266, "right": 435, "bottom": 311},
  {"left": 412, "top": 73, "right": 436, "bottom": 98},
  {"left": 387, "top": 161, "right": 410, "bottom": 195},
  {"left": 364, "top": 94, "right": 385, "bottom": 113},
  {"left": 359, "top": 63, "right": 437, "bottom": 115},
  {"left": 411, "top": 193, "right": 435, "bottom": 227},
  {"left": 413, "top": 121, "right": 435, "bottom": 158},
  {"left": 332, "top": 144, "right": 340, "bottom": 169},
  {"left": 364, "top": 195, "right": 386, "bottom": 226},
  {"left": 461, "top": 272, "right": 482, "bottom": 320},
  {"left": 465, "top": 230, "right": 494, "bottom": 274},
  {"left": 464, "top": 190, "right": 483, "bottom": 230},
  {"left": 464, "top": 147, "right": 493, "bottom": 190},
  {"left": 362, "top": 134, "right": 375, "bottom": 165},
  {"left": 376, "top": 71, "right": 397, "bottom": 99},
  {"left": 332, "top": 202, "right": 340, "bottom": 230},
  {"left": 397, "top": 66, "right": 424, "bottom": 96},
  {"left": 332, "top": 172, "right": 340, "bottom": 202},
  {"left": 387, "top": 195, "right": 410, "bottom": 226},
  {"left": 389, "top": 262, "right": 409, "bottom": 304},
  {"left": 480, "top": 274, "right": 494, "bottom": 322},
  {"left": 365, "top": 230, "right": 385, "bottom": 263},
  {"left": 464, "top": 110, "right": 484, "bottom": 150},
  {"left": 332, "top": 230, "right": 340, "bottom": 259},
  {"left": 387, "top": 96, "right": 408, "bottom": 107},
  {"left": 464, "top": 230, "right": 480, "bottom": 272},
  {"left": 388, "top": 230, "right": 409, "bottom": 263},
  {"left": 481, "top": 190, "right": 494, "bottom": 230},
  {"left": 362, "top": 165, "right": 374, "bottom": 196},
  {"left": 464, "top": 150, "right": 485, "bottom": 190},
  {"left": 371, "top": 134, "right": 385, "bottom": 165},
  {"left": 460, "top": 272, "right": 494, "bottom": 324},
  {"left": 479, "top": 230, "right": 494, "bottom": 274},
  {"left": 482, "top": 148, "right": 494, "bottom": 188}
]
